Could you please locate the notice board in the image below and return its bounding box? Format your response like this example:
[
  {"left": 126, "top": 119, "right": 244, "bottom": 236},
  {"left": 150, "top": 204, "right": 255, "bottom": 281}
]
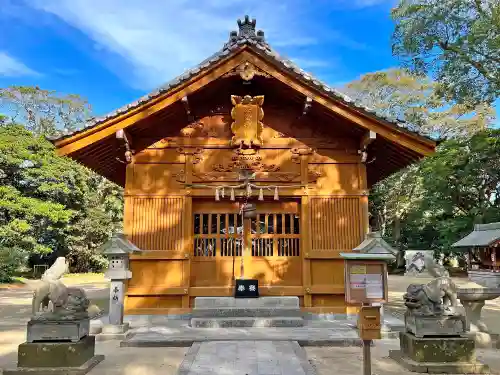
[{"left": 344, "top": 260, "right": 388, "bottom": 304}]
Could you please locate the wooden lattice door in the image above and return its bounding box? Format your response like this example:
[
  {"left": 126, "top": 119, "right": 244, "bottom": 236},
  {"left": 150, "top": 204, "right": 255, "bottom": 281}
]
[
  {"left": 190, "top": 200, "right": 302, "bottom": 292},
  {"left": 246, "top": 202, "right": 302, "bottom": 287},
  {"left": 191, "top": 202, "right": 242, "bottom": 287}
]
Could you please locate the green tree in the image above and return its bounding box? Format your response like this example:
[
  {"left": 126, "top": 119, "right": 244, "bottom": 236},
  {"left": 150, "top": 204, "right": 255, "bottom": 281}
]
[
  {"left": 391, "top": 0, "right": 500, "bottom": 107},
  {"left": 0, "top": 123, "right": 122, "bottom": 280},
  {"left": 0, "top": 86, "right": 91, "bottom": 136},
  {"left": 372, "top": 130, "right": 500, "bottom": 260},
  {"left": 344, "top": 68, "right": 496, "bottom": 138}
]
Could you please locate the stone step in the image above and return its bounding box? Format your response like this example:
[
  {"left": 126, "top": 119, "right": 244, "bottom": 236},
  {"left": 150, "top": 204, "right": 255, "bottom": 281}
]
[
  {"left": 191, "top": 307, "right": 302, "bottom": 318},
  {"left": 120, "top": 325, "right": 363, "bottom": 347},
  {"left": 190, "top": 317, "right": 304, "bottom": 328},
  {"left": 193, "top": 296, "right": 300, "bottom": 309}
]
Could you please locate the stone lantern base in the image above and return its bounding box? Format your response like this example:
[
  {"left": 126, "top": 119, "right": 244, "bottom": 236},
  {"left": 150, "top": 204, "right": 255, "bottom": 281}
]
[{"left": 95, "top": 323, "right": 132, "bottom": 341}]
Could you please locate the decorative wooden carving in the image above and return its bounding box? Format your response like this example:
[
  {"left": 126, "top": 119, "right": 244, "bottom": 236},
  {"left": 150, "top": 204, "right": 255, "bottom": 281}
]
[
  {"left": 307, "top": 166, "right": 323, "bottom": 182},
  {"left": 176, "top": 147, "right": 204, "bottom": 164},
  {"left": 274, "top": 172, "right": 301, "bottom": 182},
  {"left": 230, "top": 95, "right": 264, "bottom": 153},
  {"left": 359, "top": 130, "right": 377, "bottom": 163},
  {"left": 192, "top": 172, "right": 237, "bottom": 182},
  {"left": 116, "top": 129, "right": 133, "bottom": 163},
  {"left": 213, "top": 151, "right": 279, "bottom": 172},
  {"left": 180, "top": 114, "right": 231, "bottom": 139},
  {"left": 273, "top": 131, "right": 286, "bottom": 138},
  {"left": 291, "top": 147, "right": 315, "bottom": 163},
  {"left": 301, "top": 97, "right": 313, "bottom": 117},
  {"left": 191, "top": 171, "right": 298, "bottom": 183},
  {"left": 173, "top": 169, "right": 186, "bottom": 183},
  {"left": 240, "top": 62, "right": 256, "bottom": 81},
  {"left": 181, "top": 96, "right": 194, "bottom": 122},
  {"left": 180, "top": 121, "right": 204, "bottom": 137},
  {"left": 223, "top": 62, "right": 271, "bottom": 80},
  {"left": 213, "top": 161, "right": 279, "bottom": 172}
]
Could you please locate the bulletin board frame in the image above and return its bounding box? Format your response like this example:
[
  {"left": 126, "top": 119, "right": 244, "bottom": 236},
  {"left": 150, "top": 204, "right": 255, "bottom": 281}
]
[{"left": 344, "top": 260, "right": 388, "bottom": 304}]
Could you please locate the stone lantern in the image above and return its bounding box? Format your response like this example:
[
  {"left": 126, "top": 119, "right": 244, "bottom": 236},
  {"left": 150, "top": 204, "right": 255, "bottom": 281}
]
[{"left": 99, "top": 233, "right": 141, "bottom": 339}]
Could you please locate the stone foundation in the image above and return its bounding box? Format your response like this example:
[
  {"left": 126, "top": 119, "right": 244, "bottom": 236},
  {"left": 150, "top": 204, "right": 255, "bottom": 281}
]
[
  {"left": 4, "top": 335, "right": 104, "bottom": 375},
  {"left": 389, "top": 332, "right": 489, "bottom": 374}
]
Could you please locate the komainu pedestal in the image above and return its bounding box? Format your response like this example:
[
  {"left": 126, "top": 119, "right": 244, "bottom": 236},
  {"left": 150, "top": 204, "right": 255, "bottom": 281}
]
[
  {"left": 389, "top": 332, "right": 489, "bottom": 374},
  {"left": 404, "top": 313, "right": 466, "bottom": 338},
  {"left": 27, "top": 318, "right": 90, "bottom": 343}
]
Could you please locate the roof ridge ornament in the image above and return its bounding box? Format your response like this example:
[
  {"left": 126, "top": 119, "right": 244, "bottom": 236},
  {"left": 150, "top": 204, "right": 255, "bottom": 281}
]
[{"left": 228, "top": 15, "right": 265, "bottom": 44}]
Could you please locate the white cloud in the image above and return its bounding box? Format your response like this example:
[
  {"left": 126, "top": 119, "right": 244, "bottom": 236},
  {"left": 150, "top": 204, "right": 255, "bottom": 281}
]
[
  {"left": 26, "top": 0, "right": 311, "bottom": 89},
  {"left": 0, "top": 51, "right": 39, "bottom": 77},
  {"left": 26, "top": 0, "right": 367, "bottom": 90}
]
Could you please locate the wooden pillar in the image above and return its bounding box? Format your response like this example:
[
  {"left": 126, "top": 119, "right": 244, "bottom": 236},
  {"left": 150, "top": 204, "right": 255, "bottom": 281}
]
[
  {"left": 300, "top": 155, "right": 312, "bottom": 308},
  {"left": 182, "top": 154, "right": 194, "bottom": 308},
  {"left": 243, "top": 217, "right": 252, "bottom": 279},
  {"left": 123, "top": 163, "right": 134, "bottom": 312},
  {"left": 123, "top": 163, "right": 135, "bottom": 237},
  {"left": 358, "top": 162, "right": 369, "bottom": 236}
]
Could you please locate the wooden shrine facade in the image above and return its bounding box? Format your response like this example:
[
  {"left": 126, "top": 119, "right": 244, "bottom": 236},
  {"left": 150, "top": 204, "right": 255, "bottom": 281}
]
[{"left": 53, "top": 17, "right": 435, "bottom": 315}]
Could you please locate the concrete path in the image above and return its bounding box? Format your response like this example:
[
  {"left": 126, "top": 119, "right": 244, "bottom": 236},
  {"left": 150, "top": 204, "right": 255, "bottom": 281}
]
[{"left": 176, "top": 341, "right": 315, "bottom": 375}]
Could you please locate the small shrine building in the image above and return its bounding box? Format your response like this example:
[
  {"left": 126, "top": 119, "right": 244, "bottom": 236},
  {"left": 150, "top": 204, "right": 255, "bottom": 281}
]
[
  {"left": 53, "top": 17, "right": 435, "bottom": 315},
  {"left": 453, "top": 222, "right": 500, "bottom": 287}
]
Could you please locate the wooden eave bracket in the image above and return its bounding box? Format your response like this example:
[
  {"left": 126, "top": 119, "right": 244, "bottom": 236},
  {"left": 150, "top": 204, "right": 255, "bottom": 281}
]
[
  {"left": 301, "top": 97, "right": 312, "bottom": 117},
  {"left": 359, "top": 130, "right": 376, "bottom": 163},
  {"left": 181, "top": 96, "right": 195, "bottom": 123},
  {"left": 116, "top": 129, "right": 133, "bottom": 163}
]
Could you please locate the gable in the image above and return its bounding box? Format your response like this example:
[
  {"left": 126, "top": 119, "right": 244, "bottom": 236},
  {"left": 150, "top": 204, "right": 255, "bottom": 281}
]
[{"left": 52, "top": 17, "right": 435, "bottom": 186}]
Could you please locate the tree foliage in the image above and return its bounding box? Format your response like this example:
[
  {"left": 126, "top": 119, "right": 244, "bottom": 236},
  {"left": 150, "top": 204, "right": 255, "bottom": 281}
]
[
  {"left": 344, "top": 68, "right": 496, "bottom": 139},
  {"left": 372, "top": 129, "right": 500, "bottom": 260},
  {"left": 0, "top": 123, "right": 123, "bottom": 280},
  {"left": 345, "top": 68, "right": 499, "bottom": 263},
  {"left": 0, "top": 85, "right": 122, "bottom": 281},
  {"left": 391, "top": 0, "right": 500, "bottom": 107},
  {"left": 0, "top": 86, "right": 91, "bottom": 136}
]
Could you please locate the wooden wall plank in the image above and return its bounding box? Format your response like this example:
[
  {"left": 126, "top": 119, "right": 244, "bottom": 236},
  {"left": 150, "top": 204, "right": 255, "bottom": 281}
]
[
  {"left": 130, "top": 197, "right": 185, "bottom": 251},
  {"left": 310, "top": 197, "right": 362, "bottom": 251},
  {"left": 182, "top": 196, "right": 193, "bottom": 308}
]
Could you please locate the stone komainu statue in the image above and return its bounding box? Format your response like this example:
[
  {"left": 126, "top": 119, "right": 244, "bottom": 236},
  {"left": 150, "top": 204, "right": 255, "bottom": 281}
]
[
  {"left": 403, "top": 257, "right": 458, "bottom": 316},
  {"left": 32, "top": 257, "right": 101, "bottom": 320}
]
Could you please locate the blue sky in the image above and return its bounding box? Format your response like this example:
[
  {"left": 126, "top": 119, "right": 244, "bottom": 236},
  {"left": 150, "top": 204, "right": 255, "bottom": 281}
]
[{"left": 0, "top": 0, "right": 496, "bottom": 122}]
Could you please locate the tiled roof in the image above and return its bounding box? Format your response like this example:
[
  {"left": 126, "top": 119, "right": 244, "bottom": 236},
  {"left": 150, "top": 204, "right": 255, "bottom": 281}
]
[
  {"left": 353, "top": 231, "right": 397, "bottom": 258},
  {"left": 53, "top": 16, "right": 421, "bottom": 143},
  {"left": 452, "top": 222, "right": 500, "bottom": 248}
]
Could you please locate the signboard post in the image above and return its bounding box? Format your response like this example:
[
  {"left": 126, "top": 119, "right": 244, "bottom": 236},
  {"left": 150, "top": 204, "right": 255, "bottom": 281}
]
[{"left": 340, "top": 253, "right": 391, "bottom": 375}]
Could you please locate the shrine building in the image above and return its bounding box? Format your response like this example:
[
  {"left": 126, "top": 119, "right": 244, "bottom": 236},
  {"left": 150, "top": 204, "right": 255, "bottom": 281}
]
[{"left": 53, "top": 17, "right": 435, "bottom": 315}]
